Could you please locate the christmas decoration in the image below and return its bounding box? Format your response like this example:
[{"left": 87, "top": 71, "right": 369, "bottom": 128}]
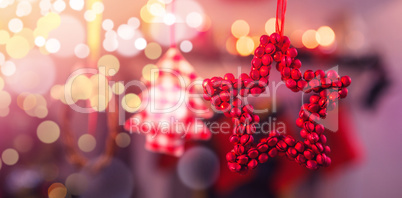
[
  {"left": 202, "top": 0, "right": 352, "bottom": 173},
  {"left": 125, "top": 48, "right": 212, "bottom": 156}
]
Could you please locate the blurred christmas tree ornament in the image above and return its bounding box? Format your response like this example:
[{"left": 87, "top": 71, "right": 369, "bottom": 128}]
[
  {"left": 125, "top": 47, "right": 212, "bottom": 156},
  {"left": 202, "top": 0, "right": 352, "bottom": 173}
]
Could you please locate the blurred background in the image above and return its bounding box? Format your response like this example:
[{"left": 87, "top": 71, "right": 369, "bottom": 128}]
[{"left": 0, "top": 0, "right": 401, "bottom": 197}]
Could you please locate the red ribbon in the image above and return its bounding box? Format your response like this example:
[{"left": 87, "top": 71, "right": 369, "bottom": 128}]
[{"left": 276, "top": 0, "right": 287, "bottom": 36}]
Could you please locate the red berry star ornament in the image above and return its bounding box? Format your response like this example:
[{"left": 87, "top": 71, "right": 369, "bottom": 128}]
[{"left": 202, "top": 0, "right": 351, "bottom": 173}]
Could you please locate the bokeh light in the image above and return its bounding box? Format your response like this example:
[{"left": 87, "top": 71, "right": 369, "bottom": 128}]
[
  {"left": 92, "top": 2, "right": 105, "bottom": 14},
  {"left": 177, "top": 147, "right": 219, "bottom": 190},
  {"left": 13, "top": 134, "right": 34, "bottom": 153},
  {"left": 0, "top": 91, "right": 11, "bottom": 109},
  {"left": 316, "top": 26, "right": 335, "bottom": 47},
  {"left": 128, "top": 17, "right": 140, "bottom": 29},
  {"left": 84, "top": 10, "right": 97, "bottom": 22},
  {"left": 144, "top": 42, "right": 162, "bottom": 60},
  {"left": 102, "top": 19, "right": 114, "bottom": 31},
  {"left": 16, "top": 1, "right": 32, "bottom": 17},
  {"left": 302, "top": 29, "right": 319, "bottom": 49},
  {"left": 231, "top": 20, "right": 250, "bottom": 38},
  {"left": 0, "top": 77, "right": 4, "bottom": 91},
  {"left": 45, "top": 38, "right": 61, "bottom": 53},
  {"left": 69, "top": 0, "right": 84, "bottom": 11},
  {"left": 180, "top": 40, "right": 193, "bottom": 53},
  {"left": 6, "top": 36, "right": 31, "bottom": 59},
  {"left": 37, "top": 120, "right": 60, "bottom": 144},
  {"left": 186, "top": 12, "right": 203, "bottom": 28},
  {"left": 142, "top": 64, "right": 159, "bottom": 81},
  {"left": 265, "top": 18, "right": 276, "bottom": 35},
  {"left": 122, "top": 93, "right": 141, "bottom": 113},
  {"left": 48, "top": 183, "right": 67, "bottom": 198},
  {"left": 2, "top": 148, "right": 19, "bottom": 166},
  {"left": 53, "top": 0, "right": 66, "bottom": 13},
  {"left": 6, "top": 50, "right": 56, "bottom": 94},
  {"left": 290, "top": 29, "right": 304, "bottom": 48},
  {"left": 135, "top": 38, "right": 147, "bottom": 50},
  {"left": 65, "top": 173, "right": 88, "bottom": 195},
  {"left": 236, "top": 36, "right": 254, "bottom": 56},
  {"left": 8, "top": 18, "right": 23, "bottom": 33},
  {"left": 0, "top": 30, "right": 10, "bottom": 45},
  {"left": 35, "top": 36, "right": 46, "bottom": 47},
  {"left": 74, "top": 43, "right": 90, "bottom": 59},
  {"left": 1, "top": 61, "right": 16, "bottom": 76},
  {"left": 115, "top": 133, "right": 131, "bottom": 148},
  {"left": 78, "top": 134, "right": 97, "bottom": 152},
  {"left": 111, "top": 82, "right": 125, "bottom": 95},
  {"left": 98, "top": 54, "right": 120, "bottom": 76},
  {"left": 117, "top": 24, "right": 135, "bottom": 40}
]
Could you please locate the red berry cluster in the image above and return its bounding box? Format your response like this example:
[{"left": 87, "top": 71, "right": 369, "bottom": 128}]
[{"left": 202, "top": 33, "right": 352, "bottom": 173}]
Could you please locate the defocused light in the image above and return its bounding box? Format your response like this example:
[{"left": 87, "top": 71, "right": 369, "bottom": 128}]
[
  {"left": 0, "top": 91, "right": 11, "bottom": 109},
  {"left": 69, "top": 0, "right": 84, "bottom": 11},
  {"left": 164, "top": 13, "right": 176, "bottom": 26},
  {"left": 1, "top": 61, "right": 16, "bottom": 76},
  {"left": 144, "top": 42, "right": 162, "bottom": 60},
  {"left": 74, "top": 43, "right": 90, "bottom": 58},
  {"left": 48, "top": 183, "right": 67, "bottom": 198},
  {"left": 140, "top": 5, "right": 154, "bottom": 23},
  {"left": 68, "top": 74, "right": 92, "bottom": 101},
  {"left": 290, "top": 30, "right": 304, "bottom": 48},
  {"left": 0, "top": 53, "right": 4, "bottom": 65},
  {"left": 23, "top": 94, "right": 37, "bottom": 111},
  {"left": 231, "top": 20, "right": 249, "bottom": 38},
  {"left": 45, "top": 38, "right": 61, "bottom": 53},
  {"left": 0, "top": 30, "right": 10, "bottom": 45},
  {"left": 0, "top": 107, "right": 9, "bottom": 117},
  {"left": 122, "top": 93, "right": 141, "bottom": 113},
  {"left": 127, "top": 17, "right": 140, "bottom": 29},
  {"left": 135, "top": 38, "right": 147, "bottom": 50},
  {"left": 84, "top": 10, "right": 96, "bottom": 22},
  {"left": 9, "top": 18, "right": 23, "bottom": 33},
  {"left": 98, "top": 54, "right": 120, "bottom": 76},
  {"left": 103, "top": 31, "right": 119, "bottom": 52},
  {"left": 346, "top": 31, "right": 365, "bottom": 50},
  {"left": 115, "top": 133, "right": 131, "bottom": 148},
  {"left": 117, "top": 24, "right": 135, "bottom": 40},
  {"left": 78, "top": 134, "right": 96, "bottom": 152},
  {"left": 16, "top": 1, "right": 32, "bottom": 17},
  {"left": 13, "top": 134, "right": 34, "bottom": 153},
  {"left": 92, "top": 2, "right": 104, "bottom": 14},
  {"left": 35, "top": 36, "right": 46, "bottom": 47},
  {"left": 102, "top": 19, "right": 114, "bottom": 31},
  {"left": 65, "top": 173, "right": 88, "bottom": 195},
  {"left": 316, "top": 26, "right": 335, "bottom": 47},
  {"left": 50, "top": 84, "right": 63, "bottom": 100},
  {"left": 2, "top": 148, "right": 19, "bottom": 166},
  {"left": 264, "top": 18, "right": 276, "bottom": 35},
  {"left": 112, "top": 82, "right": 125, "bottom": 95},
  {"left": 0, "top": 77, "right": 4, "bottom": 91},
  {"left": 53, "top": 0, "right": 66, "bottom": 13},
  {"left": 186, "top": 12, "right": 203, "bottom": 28},
  {"left": 6, "top": 36, "right": 30, "bottom": 59},
  {"left": 302, "top": 29, "right": 319, "bottom": 49},
  {"left": 37, "top": 120, "right": 60, "bottom": 144},
  {"left": 226, "top": 37, "right": 237, "bottom": 55},
  {"left": 236, "top": 36, "right": 254, "bottom": 56},
  {"left": 180, "top": 40, "right": 193, "bottom": 53},
  {"left": 35, "top": 106, "right": 48, "bottom": 118},
  {"left": 149, "top": 3, "right": 165, "bottom": 16},
  {"left": 142, "top": 64, "right": 159, "bottom": 81},
  {"left": 177, "top": 147, "right": 219, "bottom": 190}
]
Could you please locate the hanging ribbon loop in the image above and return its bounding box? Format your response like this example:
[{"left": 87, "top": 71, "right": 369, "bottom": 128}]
[{"left": 275, "top": 0, "right": 288, "bottom": 36}]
